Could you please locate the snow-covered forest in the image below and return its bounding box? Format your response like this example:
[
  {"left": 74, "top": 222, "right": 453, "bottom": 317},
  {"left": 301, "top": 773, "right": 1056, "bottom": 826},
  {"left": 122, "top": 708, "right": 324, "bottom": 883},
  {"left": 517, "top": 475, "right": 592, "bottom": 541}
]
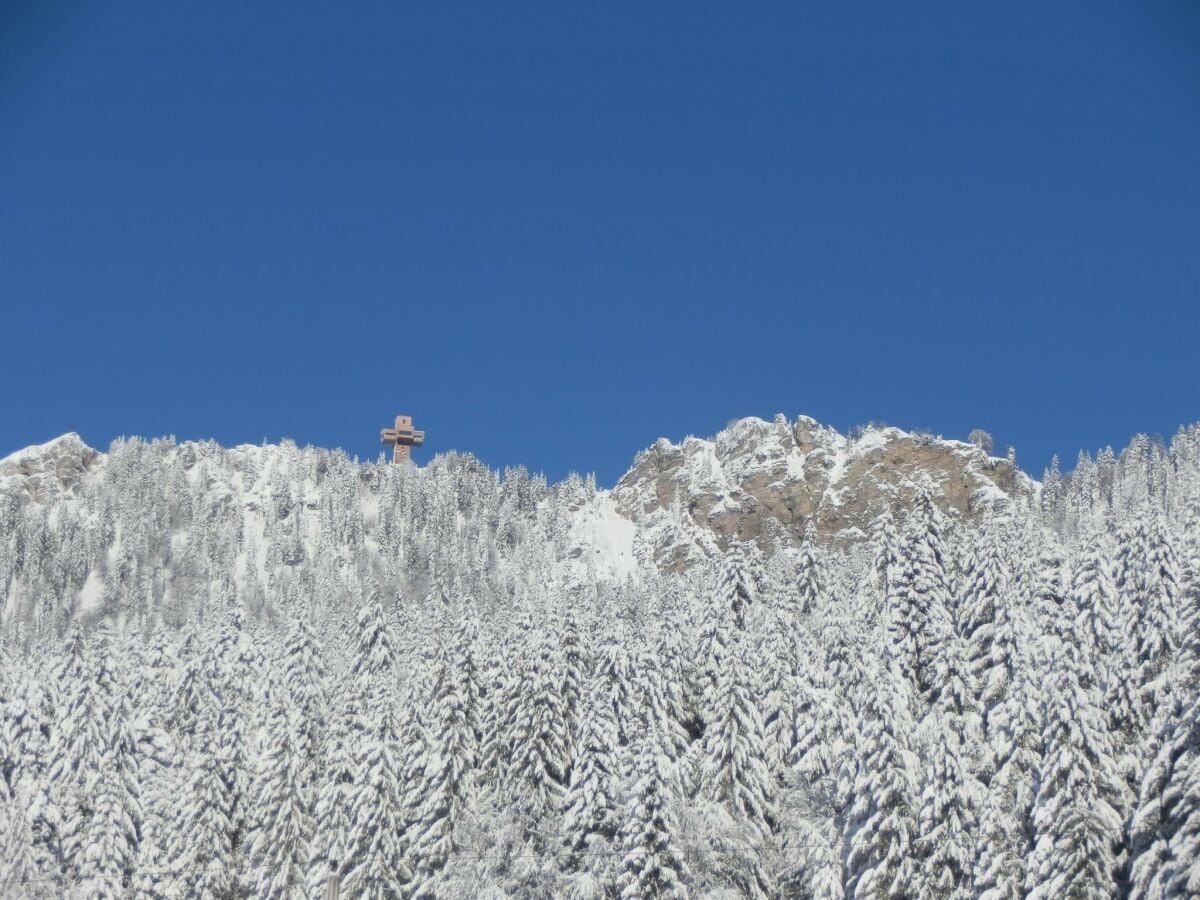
[{"left": 1, "top": 423, "right": 1199, "bottom": 899}]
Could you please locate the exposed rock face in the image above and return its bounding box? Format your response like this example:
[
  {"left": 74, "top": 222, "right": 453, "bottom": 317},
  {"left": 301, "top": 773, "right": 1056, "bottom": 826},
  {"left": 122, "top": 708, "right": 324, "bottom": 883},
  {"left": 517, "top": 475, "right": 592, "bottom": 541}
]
[
  {"left": 0, "top": 433, "right": 102, "bottom": 504},
  {"left": 612, "top": 414, "right": 1034, "bottom": 570}
]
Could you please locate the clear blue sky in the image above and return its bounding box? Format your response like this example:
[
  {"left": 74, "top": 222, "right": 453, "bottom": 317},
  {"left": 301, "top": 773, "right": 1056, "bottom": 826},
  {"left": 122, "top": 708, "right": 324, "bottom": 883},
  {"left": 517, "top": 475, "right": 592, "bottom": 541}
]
[{"left": 2, "top": 3, "right": 1197, "bottom": 484}]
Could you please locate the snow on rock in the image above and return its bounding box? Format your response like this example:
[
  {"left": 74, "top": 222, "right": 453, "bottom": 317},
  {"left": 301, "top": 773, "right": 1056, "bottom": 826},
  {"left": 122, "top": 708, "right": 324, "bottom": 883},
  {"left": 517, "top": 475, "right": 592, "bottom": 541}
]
[
  {"left": 0, "top": 432, "right": 103, "bottom": 503},
  {"left": 612, "top": 413, "right": 1034, "bottom": 569}
]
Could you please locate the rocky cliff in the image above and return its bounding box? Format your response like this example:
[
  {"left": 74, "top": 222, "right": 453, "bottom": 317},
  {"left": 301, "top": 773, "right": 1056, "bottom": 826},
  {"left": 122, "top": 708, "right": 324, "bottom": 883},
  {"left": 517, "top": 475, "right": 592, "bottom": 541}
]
[
  {"left": 612, "top": 414, "right": 1035, "bottom": 569},
  {"left": 0, "top": 433, "right": 101, "bottom": 504}
]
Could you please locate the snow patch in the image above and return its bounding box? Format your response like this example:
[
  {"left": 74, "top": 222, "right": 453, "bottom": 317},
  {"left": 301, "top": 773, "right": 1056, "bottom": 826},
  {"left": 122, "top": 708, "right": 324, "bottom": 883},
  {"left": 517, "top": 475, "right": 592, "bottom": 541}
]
[
  {"left": 78, "top": 570, "right": 105, "bottom": 612},
  {"left": 567, "top": 493, "right": 638, "bottom": 582}
]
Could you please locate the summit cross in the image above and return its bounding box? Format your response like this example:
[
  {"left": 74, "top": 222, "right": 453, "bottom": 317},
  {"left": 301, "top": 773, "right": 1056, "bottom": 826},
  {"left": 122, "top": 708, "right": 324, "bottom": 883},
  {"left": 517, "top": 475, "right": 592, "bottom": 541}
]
[{"left": 380, "top": 414, "right": 425, "bottom": 463}]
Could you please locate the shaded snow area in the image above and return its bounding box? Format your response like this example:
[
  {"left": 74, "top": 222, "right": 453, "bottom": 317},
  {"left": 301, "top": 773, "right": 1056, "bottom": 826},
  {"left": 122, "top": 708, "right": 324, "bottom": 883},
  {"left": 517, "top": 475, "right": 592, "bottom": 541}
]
[{"left": 0, "top": 421, "right": 1198, "bottom": 898}]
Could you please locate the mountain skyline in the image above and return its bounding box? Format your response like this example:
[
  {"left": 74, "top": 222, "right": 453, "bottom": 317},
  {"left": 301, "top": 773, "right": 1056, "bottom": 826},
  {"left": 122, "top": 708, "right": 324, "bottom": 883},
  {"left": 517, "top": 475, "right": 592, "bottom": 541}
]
[
  {"left": 4, "top": 409, "right": 1194, "bottom": 492},
  {"left": 4, "top": 4, "right": 1198, "bottom": 485}
]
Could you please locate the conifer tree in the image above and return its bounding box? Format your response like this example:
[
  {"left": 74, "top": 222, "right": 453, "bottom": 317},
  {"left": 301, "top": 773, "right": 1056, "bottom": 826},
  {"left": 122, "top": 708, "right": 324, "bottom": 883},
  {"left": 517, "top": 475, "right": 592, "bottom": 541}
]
[
  {"left": 885, "top": 492, "right": 955, "bottom": 713},
  {"left": 560, "top": 603, "right": 587, "bottom": 755},
  {"left": 699, "top": 635, "right": 777, "bottom": 839},
  {"left": 755, "top": 619, "right": 798, "bottom": 777},
  {"left": 841, "top": 678, "right": 918, "bottom": 900},
  {"left": 96, "top": 634, "right": 144, "bottom": 882},
  {"left": 0, "top": 788, "right": 60, "bottom": 899},
  {"left": 1042, "top": 456, "right": 1064, "bottom": 529},
  {"left": 306, "top": 701, "right": 355, "bottom": 898},
  {"left": 131, "top": 764, "right": 175, "bottom": 900},
  {"left": 696, "top": 590, "right": 735, "bottom": 729},
  {"left": 957, "top": 524, "right": 1007, "bottom": 647},
  {"left": 1023, "top": 649, "right": 1121, "bottom": 899},
  {"left": 1109, "top": 519, "right": 1182, "bottom": 797},
  {"left": 394, "top": 694, "right": 430, "bottom": 882},
  {"left": 789, "top": 650, "right": 844, "bottom": 783},
  {"left": 280, "top": 608, "right": 327, "bottom": 766},
  {"left": 561, "top": 681, "right": 622, "bottom": 891},
  {"left": 476, "top": 639, "right": 511, "bottom": 789},
  {"left": 505, "top": 626, "right": 569, "bottom": 827},
  {"left": 47, "top": 624, "right": 108, "bottom": 879},
  {"left": 76, "top": 749, "right": 138, "bottom": 899},
  {"left": 913, "top": 634, "right": 982, "bottom": 900},
  {"left": 352, "top": 585, "right": 396, "bottom": 684},
  {"left": 913, "top": 727, "right": 979, "bottom": 900},
  {"left": 718, "top": 544, "right": 756, "bottom": 630},
  {"left": 886, "top": 544, "right": 924, "bottom": 710},
  {"left": 1030, "top": 535, "right": 1070, "bottom": 648},
  {"left": 1136, "top": 519, "right": 1181, "bottom": 698},
  {"left": 1178, "top": 558, "right": 1200, "bottom": 684},
  {"left": 908, "top": 489, "right": 955, "bottom": 701},
  {"left": 1127, "top": 689, "right": 1200, "bottom": 899},
  {"left": 452, "top": 604, "right": 484, "bottom": 749},
  {"left": 166, "top": 628, "right": 208, "bottom": 743},
  {"left": 340, "top": 690, "right": 410, "bottom": 899},
  {"left": 778, "top": 817, "right": 844, "bottom": 900},
  {"left": 619, "top": 733, "right": 689, "bottom": 900},
  {"left": 243, "top": 701, "right": 313, "bottom": 900},
  {"left": 171, "top": 714, "right": 234, "bottom": 899},
  {"left": 793, "top": 520, "right": 826, "bottom": 617},
  {"left": 407, "top": 646, "right": 477, "bottom": 896},
  {"left": 924, "top": 631, "right": 982, "bottom": 746},
  {"left": 973, "top": 794, "right": 1022, "bottom": 900},
  {"left": 870, "top": 509, "right": 900, "bottom": 600},
  {"left": 1068, "top": 532, "right": 1119, "bottom": 661},
  {"left": 976, "top": 638, "right": 1043, "bottom": 892},
  {"left": 207, "top": 602, "right": 259, "bottom": 865},
  {"left": 637, "top": 634, "right": 693, "bottom": 771},
  {"left": 1110, "top": 521, "right": 1152, "bottom": 738},
  {"left": 3, "top": 670, "right": 58, "bottom": 869}
]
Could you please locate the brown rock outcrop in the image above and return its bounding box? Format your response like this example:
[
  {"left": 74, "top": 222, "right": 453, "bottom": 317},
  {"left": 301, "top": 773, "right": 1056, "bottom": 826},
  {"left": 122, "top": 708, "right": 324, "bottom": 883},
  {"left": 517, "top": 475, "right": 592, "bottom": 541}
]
[{"left": 612, "top": 414, "right": 1034, "bottom": 569}]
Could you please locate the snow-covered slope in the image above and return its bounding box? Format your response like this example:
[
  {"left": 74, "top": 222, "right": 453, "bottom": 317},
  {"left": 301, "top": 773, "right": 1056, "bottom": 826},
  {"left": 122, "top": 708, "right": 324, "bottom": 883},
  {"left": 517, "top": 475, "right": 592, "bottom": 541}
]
[
  {"left": 0, "top": 420, "right": 1195, "bottom": 899},
  {"left": 564, "top": 492, "right": 638, "bottom": 582}
]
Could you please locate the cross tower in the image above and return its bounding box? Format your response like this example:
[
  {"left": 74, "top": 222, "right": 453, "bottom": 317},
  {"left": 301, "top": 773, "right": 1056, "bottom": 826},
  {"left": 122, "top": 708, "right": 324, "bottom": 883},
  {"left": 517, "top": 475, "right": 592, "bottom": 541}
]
[{"left": 381, "top": 414, "right": 425, "bottom": 463}]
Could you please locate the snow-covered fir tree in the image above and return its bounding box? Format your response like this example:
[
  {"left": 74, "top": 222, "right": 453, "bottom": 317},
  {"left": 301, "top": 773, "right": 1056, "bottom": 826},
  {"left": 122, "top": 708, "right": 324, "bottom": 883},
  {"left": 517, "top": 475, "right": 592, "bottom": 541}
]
[
  {"left": 0, "top": 418, "right": 1196, "bottom": 896},
  {"left": 840, "top": 675, "right": 918, "bottom": 899},
  {"left": 1023, "top": 644, "right": 1121, "bottom": 899},
  {"left": 619, "top": 732, "right": 689, "bottom": 900},
  {"left": 560, "top": 679, "right": 623, "bottom": 897},
  {"left": 243, "top": 698, "right": 313, "bottom": 900}
]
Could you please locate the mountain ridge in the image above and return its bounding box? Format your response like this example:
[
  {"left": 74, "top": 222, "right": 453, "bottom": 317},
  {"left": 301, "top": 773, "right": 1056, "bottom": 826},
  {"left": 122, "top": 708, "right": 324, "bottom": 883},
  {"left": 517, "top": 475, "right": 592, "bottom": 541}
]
[{"left": 1, "top": 414, "right": 1035, "bottom": 576}]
